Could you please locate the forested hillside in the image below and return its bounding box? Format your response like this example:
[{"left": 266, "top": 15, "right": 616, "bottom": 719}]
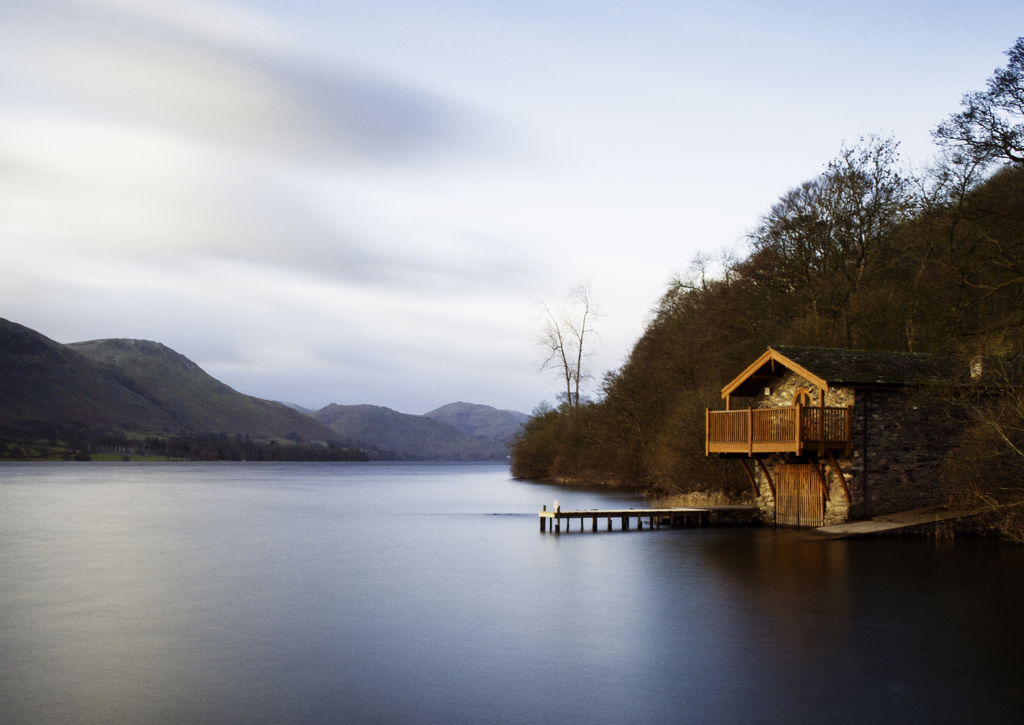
[{"left": 511, "top": 39, "right": 1024, "bottom": 537}]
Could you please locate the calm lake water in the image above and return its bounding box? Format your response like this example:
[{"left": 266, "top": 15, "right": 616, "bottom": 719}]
[{"left": 1, "top": 462, "right": 1022, "bottom": 725}]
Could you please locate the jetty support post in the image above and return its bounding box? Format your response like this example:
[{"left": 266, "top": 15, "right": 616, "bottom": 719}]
[{"left": 540, "top": 505, "right": 546, "bottom": 532}]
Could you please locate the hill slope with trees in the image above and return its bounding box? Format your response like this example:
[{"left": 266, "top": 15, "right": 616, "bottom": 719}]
[{"left": 511, "top": 38, "right": 1024, "bottom": 541}]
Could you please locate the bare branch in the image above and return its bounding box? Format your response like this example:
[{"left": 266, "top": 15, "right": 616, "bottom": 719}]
[
  {"left": 934, "top": 37, "right": 1024, "bottom": 165},
  {"left": 533, "top": 285, "right": 600, "bottom": 411}
]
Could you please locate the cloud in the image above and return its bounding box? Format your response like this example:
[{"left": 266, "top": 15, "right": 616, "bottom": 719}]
[
  {"left": 0, "top": 0, "right": 530, "bottom": 292},
  {"left": 9, "top": 0, "right": 862, "bottom": 413},
  {"left": 0, "top": 0, "right": 492, "bottom": 165}
]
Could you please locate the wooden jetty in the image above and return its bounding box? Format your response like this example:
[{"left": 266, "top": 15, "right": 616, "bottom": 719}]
[{"left": 539, "top": 501, "right": 710, "bottom": 533}]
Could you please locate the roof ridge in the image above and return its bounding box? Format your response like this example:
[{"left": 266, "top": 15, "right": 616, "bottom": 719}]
[{"left": 724, "top": 346, "right": 961, "bottom": 398}]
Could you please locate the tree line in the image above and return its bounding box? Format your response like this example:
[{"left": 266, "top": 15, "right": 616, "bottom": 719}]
[
  {"left": 512, "top": 38, "right": 1024, "bottom": 538},
  {"left": 0, "top": 431, "right": 369, "bottom": 462}
]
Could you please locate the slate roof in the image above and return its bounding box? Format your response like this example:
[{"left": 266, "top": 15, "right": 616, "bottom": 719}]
[{"left": 771, "top": 346, "right": 959, "bottom": 387}]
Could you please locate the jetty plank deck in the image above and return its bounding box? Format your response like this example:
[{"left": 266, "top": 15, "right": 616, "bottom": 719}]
[{"left": 539, "top": 506, "right": 707, "bottom": 532}]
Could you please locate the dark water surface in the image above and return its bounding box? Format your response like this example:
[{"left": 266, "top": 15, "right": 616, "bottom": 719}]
[{"left": 1, "top": 462, "right": 1022, "bottom": 724}]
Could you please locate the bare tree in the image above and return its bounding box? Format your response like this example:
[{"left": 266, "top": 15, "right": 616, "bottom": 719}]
[
  {"left": 934, "top": 37, "right": 1024, "bottom": 165},
  {"left": 941, "top": 352, "right": 1024, "bottom": 542},
  {"left": 747, "top": 135, "right": 913, "bottom": 347},
  {"left": 536, "top": 285, "right": 599, "bottom": 412}
]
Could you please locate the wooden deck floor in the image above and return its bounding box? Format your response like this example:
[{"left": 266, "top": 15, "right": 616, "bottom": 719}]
[{"left": 538, "top": 505, "right": 758, "bottom": 532}]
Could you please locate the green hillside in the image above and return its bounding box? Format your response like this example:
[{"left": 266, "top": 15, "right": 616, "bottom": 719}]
[
  {"left": 0, "top": 319, "right": 338, "bottom": 444},
  {"left": 68, "top": 338, "right": 334, "bottom": 441},
  {"left": 0, "top": 318, "right": 178, "bottom": 434},
  {"left": 1, "top": 318, "right": 525, "bottom": 462}
]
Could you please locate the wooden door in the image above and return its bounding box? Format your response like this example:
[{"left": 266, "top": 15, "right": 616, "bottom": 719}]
[{"left": 776, "top": 464, "right": 824, "bottom": 528}]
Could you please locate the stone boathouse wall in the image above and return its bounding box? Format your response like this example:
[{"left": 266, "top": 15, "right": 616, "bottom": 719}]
[{"left": 741, "top": 370, "right": 961, "bottom": 525}]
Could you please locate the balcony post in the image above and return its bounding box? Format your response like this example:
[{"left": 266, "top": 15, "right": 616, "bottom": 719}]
[
  {"left": 819, "top": 395, "right": 825, "bottom": 457},
  {"left": 845, "top": 404, "right": 853, "bottom": 457},
  {"left": 795, "top": 403, "right": 802, "bottom": 454},
  {"left": 705, "top": 408, "right": 709, "bottom": 456},
  {"left": 748, "top": 408, "right": 753, "bottom": 456}
]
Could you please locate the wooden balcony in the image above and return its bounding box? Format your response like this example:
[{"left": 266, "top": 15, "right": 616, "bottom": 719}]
[{"left": 706, "top": 405, "right": 852, "bottom": 457}]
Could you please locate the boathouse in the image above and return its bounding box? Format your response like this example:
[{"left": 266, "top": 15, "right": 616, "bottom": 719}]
[{"left": 705, "top": 346, "right": 963, "bottom": 527}]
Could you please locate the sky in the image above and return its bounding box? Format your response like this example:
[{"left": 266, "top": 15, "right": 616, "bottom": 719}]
[{"left": 2, "top": 0, "right": 1023, "bottom": 415}]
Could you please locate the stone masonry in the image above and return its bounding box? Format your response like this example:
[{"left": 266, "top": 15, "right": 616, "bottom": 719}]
[{"left": 738, "top": 370, "right": 959, "bottom": 525}]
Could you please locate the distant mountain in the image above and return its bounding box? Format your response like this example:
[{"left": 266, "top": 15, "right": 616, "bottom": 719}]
[
  {"left": 0, "top": 317, "right": 338, "bottom": 442},
  {"left": 311, "top": 403, "right": 510, "bottom": 460},
  {"left": 277, "top": 401, "right": 317, "bottom": 415},
  {"left": 0, "top": 319, "right": 179, "bottom": 433},
  {"left": 422, "top": 402, "right": 527, "bottom": 443},
  {"left": 1, "top": 317, "right": 527, "bottom": 460},
  {"left": 67, "top": 338, "right": 336, "bottom": 441}
]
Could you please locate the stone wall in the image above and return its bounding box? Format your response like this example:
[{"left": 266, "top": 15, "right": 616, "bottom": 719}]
[
  {"left": 751, "top": 454, "right": 853, "bottom": 525},
  {"left": 848, "top": 388, "right": 962, "bottom": 519},
  {"left": 742, "top": 370, "right": 959, "bottom": 525},
  {"left": 747, "top": 370, "right": 855, "bottom": 410},
  {"left": 701, "top": 506, "right": 761, "bottom": 526}
]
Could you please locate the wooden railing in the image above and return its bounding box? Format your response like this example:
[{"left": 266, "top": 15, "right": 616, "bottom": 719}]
[
  {"left": 706, "top": 405, "right": 852, "bottom": 456},
  {"left": 800, "top": 407, "right": 849, "bottom": 444}
]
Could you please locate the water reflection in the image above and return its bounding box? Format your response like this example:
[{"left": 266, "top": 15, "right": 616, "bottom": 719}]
[
  {"left": 660, "top": 529, "right": 1024, "bottom": 724},
  {"left": 1, "top": 464, "right": 1023, "bottom": 724},
  {"left": 700, "top": 530, "right": 855, "bottom": 650}
]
